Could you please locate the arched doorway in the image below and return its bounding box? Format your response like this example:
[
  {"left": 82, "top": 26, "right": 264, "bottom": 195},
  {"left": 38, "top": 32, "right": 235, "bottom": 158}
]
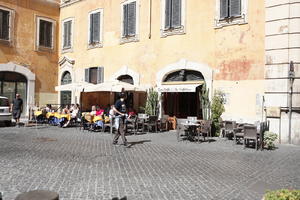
[
  {"left": 117, "top": 75, "right": 134, "bottom": 109},
  {"left": 60, "top": 71, "right": 72, "bottom": 106},
  {"left": 162, "top": 69, "right": 205, "bottom": 118},
  {"left": 0, "top": 71, "right": 27, "bottom": 115}
]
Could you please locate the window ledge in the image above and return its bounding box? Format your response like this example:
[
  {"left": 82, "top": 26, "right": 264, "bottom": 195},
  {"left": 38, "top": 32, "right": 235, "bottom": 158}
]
[
  {"left": 36, "top": 46, "right": 54, "bottom": 53},
  {"left": 87, "top": 43, "right": 103, "bottom": 49},
  {"left": 0, "top": 39, "right": 12, "bottom": 46},
  {"left": 160, "top": 27, "right": 185, "bottom": 38},
  {"left": 62, "top": 47, "right": 73, "bottom": 54},
  {"left": 120, "top": 36, "right": 139, "bottom": 45},
  {"left": 214, "top": 15, "right": 247, "bottom": 29}
]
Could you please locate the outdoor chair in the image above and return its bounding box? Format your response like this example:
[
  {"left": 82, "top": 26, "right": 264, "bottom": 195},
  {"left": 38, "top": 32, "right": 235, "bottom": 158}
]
[
  {"left": 144, "top": 115, "right": 158, "bottom": 133},
  {"left": 233, "top": 123, "right": 245, "bottom": 144},
  {"left": 224, "top": 121, "right": 236, "bottom": 139},
  {"left": 244, "top": 125, "right": 259, "bottom": 150},
  {"left": 197, "top": 120, "right": 211, "bottom": 142},
  {"left": 158, "top": 114, "right": 169, "bottom": 132},
  {"left": 103, "top": 117, "right": 114, "bottom": 134},
  {"left": 177, "top": 123, "right": 188, "bottom": 142},
  {"left": 126, "top": 115, "right": 137, "bottom": 135}
]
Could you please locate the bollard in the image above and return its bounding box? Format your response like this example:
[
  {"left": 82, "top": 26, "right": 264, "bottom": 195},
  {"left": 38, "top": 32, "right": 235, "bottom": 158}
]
[{"left": 15, "top": 190, "right": 59, "bottom": 200}]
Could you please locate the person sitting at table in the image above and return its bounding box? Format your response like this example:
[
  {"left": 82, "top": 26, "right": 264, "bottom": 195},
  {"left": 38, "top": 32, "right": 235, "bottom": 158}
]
[
  {"left": 167, "top": 113, "right": 177, "bottom": 130},
  {"left": 45, "top": 104, "right": 52, "bottom": 112},
  {"left": 90, "top": 105, "right": 97, "bottom": 116},
  {"left": 104, "top": 104, "right": 111, "bottom": 117},
  {"left": 63, "top": 104, "right": 79, "bottom": 127}
]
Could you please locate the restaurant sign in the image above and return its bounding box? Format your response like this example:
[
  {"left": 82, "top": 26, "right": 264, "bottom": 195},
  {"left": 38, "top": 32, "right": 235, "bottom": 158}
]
[
  {"left": 157, "top": 85, "right": 199, "bottom": 93},
  {"left": 266, "top": 107, "right": 281, "bottom": 118}
]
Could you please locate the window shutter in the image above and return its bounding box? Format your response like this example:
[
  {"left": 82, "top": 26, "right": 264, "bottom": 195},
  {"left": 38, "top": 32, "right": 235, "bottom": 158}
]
[
  {"left": 85, "top": 68, "right": 90, "bottom": 83},
  {"left": 164, "top": 0, "right": 171, "bottom": 30},
  {"left": 229, "top": 0, "right": 241, "bottom": 17},
  {"left": 89, "top": 14, "right": 93, "bottom": 43},
  {"left": 46, "top": 22, "right": 52, "bottom": 48},
  {"left": 92, "top": 12, "right": 100, "bottom": 43},
  {"left": 123, "top": 4, "right": 128, "bottom": 36},
  {"left": 171, "top": 0, "right": 181, "bottom": 28},
  {"left": 0, "top": 11, "right": 4, "bottom": 39},
  {"left": 63, "top": 22, "right": 68, "bottom": 48},
  {"left": 97, "top": 67, "right": 104, "bottom": 84},
  {"left": 128, "top": 2, "right": 136, "bottom": 36},
  {"left": 67, "top": 21, "right": 71, "bottom": 47},
  {"left": 220, "top": 0, "right": 229, "bottom": 19},
  {"left": 39, "top": 21, "right": 44, "bottom": 46}
]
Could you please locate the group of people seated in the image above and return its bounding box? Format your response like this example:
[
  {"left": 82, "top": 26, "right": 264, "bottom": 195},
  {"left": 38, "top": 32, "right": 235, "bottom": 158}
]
[{"left": 84, "top": 104, "right": 137, "bottom": 131}]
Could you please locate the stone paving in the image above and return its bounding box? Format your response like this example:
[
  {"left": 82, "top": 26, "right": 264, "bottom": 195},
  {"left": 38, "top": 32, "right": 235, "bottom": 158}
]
[{"left": 0, "top": 125, "right": 299, "bottom": 200}]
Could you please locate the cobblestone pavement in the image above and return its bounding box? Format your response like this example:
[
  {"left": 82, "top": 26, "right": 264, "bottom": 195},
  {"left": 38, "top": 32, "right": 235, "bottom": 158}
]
[{"left": 0, "top": 126, "right": 299, "bottom": 200}]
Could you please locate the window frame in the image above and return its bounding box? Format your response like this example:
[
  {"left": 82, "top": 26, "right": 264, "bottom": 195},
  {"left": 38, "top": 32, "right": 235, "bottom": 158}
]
[
  {"left": 120, "top": 0, "right": 139, "bottom": 44},
  {"left": 36, "top": 15, "right": 56, "bottom": 51},
  {"left": 215, "top": 0, "right": 248, "bottom": 28},
  {"left": 61, "top": 17, "right": 74, "bottom": 52},
  {"left": 87, "top": 8, "right": 104, "bottom": 49},
  {"left": 84, "top": 66, "right": 104, "bottom": 84},
  {"left": 0, "top": 6, "right": 15, "bottom": 46},
  {"left": 160, "top": 0, "right": 186, "bottom": 38}
]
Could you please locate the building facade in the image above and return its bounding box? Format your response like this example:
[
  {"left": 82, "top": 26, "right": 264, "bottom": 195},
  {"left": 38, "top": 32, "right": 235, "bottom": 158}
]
[
  {"left": 0, "top": 0, "right": 60, "bottom": 116},
  {"left": 57, "top": 0, "right": 299, "bottom": 144}
]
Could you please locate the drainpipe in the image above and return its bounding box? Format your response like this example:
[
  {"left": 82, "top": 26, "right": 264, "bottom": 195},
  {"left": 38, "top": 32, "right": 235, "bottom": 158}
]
[
  {"left": 288, "top": 61, "right": 295, "bottom": 144},
  {"left": 149, "top": 0, "right": 152, "bottom": 39}
]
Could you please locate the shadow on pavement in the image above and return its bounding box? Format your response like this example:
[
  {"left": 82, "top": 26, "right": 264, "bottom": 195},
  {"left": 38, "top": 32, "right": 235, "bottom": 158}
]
[{"left": 127, "top": 140, "right": 151, "bottom": 148}]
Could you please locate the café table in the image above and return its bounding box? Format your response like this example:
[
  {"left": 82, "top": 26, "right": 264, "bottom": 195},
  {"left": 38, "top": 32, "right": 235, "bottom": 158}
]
[{"left": 181, "top": 122, "right": 201, "bottom": 141}]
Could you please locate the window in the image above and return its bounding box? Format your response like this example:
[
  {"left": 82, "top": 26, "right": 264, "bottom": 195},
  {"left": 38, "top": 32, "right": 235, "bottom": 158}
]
[
  {"left": 62, "top": 19, "right": 73, "bottom": 50},
  {"left": 215, "top": 0, "right": 247, "bottom": 28},
  {"left": 220, "top": 0, "right": 241, "bottom": 19},
  {"left": 36, "top": 16, "right": 55, "bottom": 50},
  {"left": 61, "top": 71, "right": 72, "bottom": 85},
  {"left": 88, "top": 9, "right": 103, "bottom": 48},
  {"left": 121, "top": 0, "right": 139, "bottom": 44},
  {"left": 161, "top": 0, "right": 185, "bottom": 37},
  {"left": 85, "top": 67, "right": 104, "bottom": 84},
  {"left": 0, "top": 7, "right": 14, "bottom": 44}
]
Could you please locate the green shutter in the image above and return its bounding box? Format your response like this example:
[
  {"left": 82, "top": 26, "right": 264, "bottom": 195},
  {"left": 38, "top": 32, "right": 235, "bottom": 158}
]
[
  {"left": 63, "top": 22, "right": 68, "bottom": 48},
  {"left": 123, "top": 4, "right": 128, "bottom": 36},
  {"left": 97, "top": 67, "right": 104, "bottom": 84},
  {"left": 89, "top": 14, "right": 93, "bottom": 43},
  {"left": 171, "top": 0, "right": 181, "bottom": 28},
  {"left": 165, "top": 0, "right": 171, "bottom": 30},
  {"left": 85, "top": 68, "right": 90, "bottom": 83},
  {"left": 128, "top": 2, "right": 136, "bottom": 36},
  {"left": 220, "top": 0, "right": 229, "bottom": 19},
  {"left": 229, "top": 0, "right": 241, "bottom": 17},
  {"left": 92, "top": 12, "right": 100, "bottom": 43}
]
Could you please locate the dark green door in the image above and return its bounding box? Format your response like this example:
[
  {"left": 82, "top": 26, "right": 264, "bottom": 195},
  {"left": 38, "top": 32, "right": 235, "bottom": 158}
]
[{"left": 60, "top": 91, "right": 71, "bottom": 106}]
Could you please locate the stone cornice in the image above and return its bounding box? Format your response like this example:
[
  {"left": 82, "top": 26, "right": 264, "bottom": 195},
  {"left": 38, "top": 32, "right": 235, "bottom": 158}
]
[
  {"left": 60, "top": 0, "right": 83, "bottom": 8},
  {"left": 58, "top": 56, "right": 75, "bottom": 66}
]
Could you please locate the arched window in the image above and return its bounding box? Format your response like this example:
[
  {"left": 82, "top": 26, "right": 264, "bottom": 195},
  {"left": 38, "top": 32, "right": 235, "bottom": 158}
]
[
  {"left": 163, "top": 70, "right": 204, "bottom": 82},
  {"left": 117, "top": 74, "right": 134, "bottom": 85},
  {"left": 61, "top": 71, "right": 72, "bottom": 85}
]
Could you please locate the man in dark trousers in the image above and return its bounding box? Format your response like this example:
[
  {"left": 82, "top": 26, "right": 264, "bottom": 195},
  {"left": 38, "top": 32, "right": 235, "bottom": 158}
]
[
  {"left": 112, "top": 93, "right": 128, "bottom": 146},
  {"left": 11, "top": 93, "right": 23, "bottom": 127}
]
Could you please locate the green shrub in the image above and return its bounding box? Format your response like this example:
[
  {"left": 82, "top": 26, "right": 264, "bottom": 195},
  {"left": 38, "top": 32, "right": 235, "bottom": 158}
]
[
  {"left": 144, "top": 88, "right": 159, "bottom": 116},
  {"left": 264, "top": 189, "right": 300, "bottom": 200},
  {"left": 211, "top": 90, "right": 225, "bottom": 136},
  {"left": 264, "top": 131, "right": 278, "bottom": 150}
]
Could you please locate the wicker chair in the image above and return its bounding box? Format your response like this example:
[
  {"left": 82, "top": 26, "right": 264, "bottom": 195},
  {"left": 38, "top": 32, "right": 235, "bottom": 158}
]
[
  {"left": 126, "top": 116, "right": 137, "bottom": 135},
  {"left": 224, "top": 121, "right": 236, "bottom": 139},
  {"left": 244, "top": 125, "right": 259, "bottom": 150},
  {"left": 144, "top": 115, "right": 158, "bottom": 133},
  {"left": 197, "top": 120, "right": 212, "bottom": 142}
]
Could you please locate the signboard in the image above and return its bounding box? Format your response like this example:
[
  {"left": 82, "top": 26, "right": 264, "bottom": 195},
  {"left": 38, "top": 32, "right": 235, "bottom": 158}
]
[
  {"left": 266, "top": 107, "right": 281, "bottom": 118},
  {"left": 157, "top": 85, "right": 199, "bottom": 93}
]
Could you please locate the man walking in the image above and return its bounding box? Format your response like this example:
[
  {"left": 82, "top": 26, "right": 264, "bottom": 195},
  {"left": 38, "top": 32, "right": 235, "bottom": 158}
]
[
  {"left": 112, "top": 93, "right": 128, "bottom": 146},
  {"left": 11, "top": 93, "right": 23, "bottom": 127}
]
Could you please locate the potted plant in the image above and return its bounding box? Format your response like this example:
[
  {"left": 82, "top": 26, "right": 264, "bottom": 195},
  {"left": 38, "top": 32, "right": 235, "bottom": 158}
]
[
  {"left": 264, "top": 131, "right": 278, "bottom": 150},
  {"left": 210, "top": 90, "right": 225, "bottom": 136},
  {"left": 144, "top": 88, "right": 159, "bottom": 116}
]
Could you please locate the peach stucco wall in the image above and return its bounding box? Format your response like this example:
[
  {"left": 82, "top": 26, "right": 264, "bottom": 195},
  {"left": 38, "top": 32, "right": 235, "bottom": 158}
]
[
  {"left": 0, "top": 0, "right": 59, "bottom": 105},
  {"left": 59, "top": 0, "right": 265, "bottom": 121}
]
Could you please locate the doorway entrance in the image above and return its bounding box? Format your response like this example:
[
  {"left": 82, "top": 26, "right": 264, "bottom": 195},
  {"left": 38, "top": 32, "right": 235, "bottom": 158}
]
[{"left": 0, "top": 72, "right": 27, "bottom": 115}]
